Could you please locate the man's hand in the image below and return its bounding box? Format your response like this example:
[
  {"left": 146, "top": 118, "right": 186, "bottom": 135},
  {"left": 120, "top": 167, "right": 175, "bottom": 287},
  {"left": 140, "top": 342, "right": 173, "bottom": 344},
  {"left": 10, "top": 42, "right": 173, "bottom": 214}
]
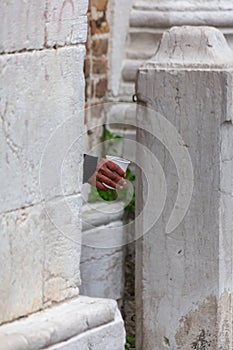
[{"left": 87, "top": 158, "right": 126, "bottom": 191}]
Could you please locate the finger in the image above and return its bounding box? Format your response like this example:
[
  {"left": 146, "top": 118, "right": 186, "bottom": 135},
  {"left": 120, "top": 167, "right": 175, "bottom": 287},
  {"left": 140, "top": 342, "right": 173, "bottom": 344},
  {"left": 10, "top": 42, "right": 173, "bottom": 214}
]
[
  {"left": 100, "top": 167, "right": 126, "bottom": 186},
  {"left": 97, "top": 173, "right": 123, "bottom": 190},
  {"left": 106, "top": 161, "right": 126, "bottom": 177},
  {"left": 96, "top": 181, "right": 108, "bottom": 191}
]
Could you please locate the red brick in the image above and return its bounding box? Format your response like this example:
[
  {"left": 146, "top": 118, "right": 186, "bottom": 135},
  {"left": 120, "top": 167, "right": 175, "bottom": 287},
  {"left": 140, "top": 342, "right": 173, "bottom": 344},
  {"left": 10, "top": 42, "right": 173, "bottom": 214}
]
[
  {"left": 96, "top": 78, "right": 107, "bottom": 98},
  {"left": 93, "top": 58, "right": 107, "bottom": 74},
  {"left": 93, "top": 0, "right": 108, "bottom": 11},
  {"left": 92, "top": 39, "right": 108, "bottom": 57}
]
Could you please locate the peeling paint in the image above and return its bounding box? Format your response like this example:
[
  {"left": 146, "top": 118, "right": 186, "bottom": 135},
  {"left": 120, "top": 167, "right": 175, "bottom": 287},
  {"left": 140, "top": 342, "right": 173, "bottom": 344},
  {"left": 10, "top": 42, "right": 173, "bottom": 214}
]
[{"left": 175, "top": 296, "right": 217, "bottom": 349}]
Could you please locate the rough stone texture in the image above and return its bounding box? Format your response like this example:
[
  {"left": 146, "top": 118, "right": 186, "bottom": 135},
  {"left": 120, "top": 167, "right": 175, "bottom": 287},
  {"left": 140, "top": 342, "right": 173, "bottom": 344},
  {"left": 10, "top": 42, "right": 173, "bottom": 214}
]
[
  {"left": 0, "top": 204, "right": 44, "bottom": 324},
  {"left": 45, "top": 0, "right": 88, "bottom": 47},
  {"left": 0, "top": 0, "right": 88, "bottom": 53},
  {"left": 108, "top": 0, "right": 134, "bottom": 97},
  {"left": 0, "top": 1, "right": 45, "bottom": 53},
  {"left": 82, "top": 202, "right": 124, "bottom": 231},
  {"left": 0, "top": 46, "right": 85, "bottom": 323},
  {"left": 136, "top": 26, "right": 233, "bottom": 350},
  {"left": 0, "top": 196, "right": 82, "bottom": 325},
  {"left": 0, "top": 1, "right": 127, "bottom": 348},
  {"left": 80, "top": 221, "right": 125, "bottom": 300},
  {"left": 0, "top": 296, "right": 125, "bottom": 350},
  {"left": 0, "top": 47, "right": 85, "bottom": 213},
  {"left": 47, "top": 309, "right": 125, "bottom": 350},
  {"left": 119, "top": 0, "right": 233, "bottom": 97}
]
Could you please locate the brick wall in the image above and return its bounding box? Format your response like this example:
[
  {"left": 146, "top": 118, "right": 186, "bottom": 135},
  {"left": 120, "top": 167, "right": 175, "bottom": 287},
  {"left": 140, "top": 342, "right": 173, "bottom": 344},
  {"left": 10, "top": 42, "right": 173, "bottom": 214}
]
[{"left": 84, "top": 0, "right": 110, "bottom": 150}]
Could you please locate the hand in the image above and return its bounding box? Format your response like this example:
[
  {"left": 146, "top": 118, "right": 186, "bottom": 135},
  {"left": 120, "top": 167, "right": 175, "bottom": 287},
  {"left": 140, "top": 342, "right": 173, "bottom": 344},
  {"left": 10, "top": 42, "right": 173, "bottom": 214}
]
[{"left": 87, "top": 158, "right": 126, "bottom": 191}]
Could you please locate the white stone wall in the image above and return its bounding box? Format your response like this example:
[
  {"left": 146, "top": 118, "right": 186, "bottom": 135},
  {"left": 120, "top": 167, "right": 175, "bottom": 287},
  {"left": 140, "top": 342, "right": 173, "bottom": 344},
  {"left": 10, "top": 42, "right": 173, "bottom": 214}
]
[{"left": 0, "top": 0, "right": 88, "bottom": 324}]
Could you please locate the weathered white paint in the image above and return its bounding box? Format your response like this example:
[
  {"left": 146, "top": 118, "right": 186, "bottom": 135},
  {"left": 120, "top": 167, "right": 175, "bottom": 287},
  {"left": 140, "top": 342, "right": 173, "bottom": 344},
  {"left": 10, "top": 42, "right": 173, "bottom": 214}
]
[
  {"left": 107, "top": 0, "right": 134, "bottom": 96},
  {"left": 0, "top": 0, "right": 88, "bottom": 53},
  {"left": 0, "top": 47, "right": 85, "bottom": 213},
  {"left": 136, "top": 26, "right": 233, "bottom": 350},
  {"left": 0, "top": 46, "right": 85, "bottom": 323},
  {"left": 45, "top": 0, "right": 88, "bottom": 47},
  {"left": 0, "top": 1, "right": 46, "bottom": 53}
]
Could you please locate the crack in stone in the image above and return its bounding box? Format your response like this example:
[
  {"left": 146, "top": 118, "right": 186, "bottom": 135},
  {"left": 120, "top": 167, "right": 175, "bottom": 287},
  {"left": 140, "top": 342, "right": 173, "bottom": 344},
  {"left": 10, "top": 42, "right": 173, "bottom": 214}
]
[{"left": 0, "top": 101, "right": 21, "bottom": 158}]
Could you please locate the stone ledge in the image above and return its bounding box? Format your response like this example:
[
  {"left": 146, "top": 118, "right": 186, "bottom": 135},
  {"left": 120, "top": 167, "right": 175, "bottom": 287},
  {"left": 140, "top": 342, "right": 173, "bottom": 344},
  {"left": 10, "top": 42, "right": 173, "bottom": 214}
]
[
  {"left": 0, "top": 296, "right": 123, "bottom": 350},
  {"left": 47, "top": 308, "right": 125, "bottom": 350},
  {"left": 82, "top": 202, "right": 124, "bottom": 232},
  {"left": 130, "top": 8, "right": 233, "bottom": 29},
  {"left": 133, "top": 0, "right": 233, "bottom": 12}
]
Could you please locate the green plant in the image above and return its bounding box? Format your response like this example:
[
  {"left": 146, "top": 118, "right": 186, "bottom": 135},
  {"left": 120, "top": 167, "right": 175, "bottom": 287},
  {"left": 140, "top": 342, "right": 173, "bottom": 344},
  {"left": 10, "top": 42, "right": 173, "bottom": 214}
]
[
  {"left": 125, "top": 335, "right": 135, "bottom": 350},
  {"left": 101, "top": 125, "right": 122, "bottom": 157}
]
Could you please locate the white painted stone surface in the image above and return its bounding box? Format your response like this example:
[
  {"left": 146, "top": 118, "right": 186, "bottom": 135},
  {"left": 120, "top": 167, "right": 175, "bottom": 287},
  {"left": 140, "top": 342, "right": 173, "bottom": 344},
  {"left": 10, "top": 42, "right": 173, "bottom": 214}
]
[
  {"left": 0, "top": 46, "right": 85, "bottom": 323},
  {"left": 80, "top": 221, "right": 125, "bottom": 300},
  {"left": 108, "top": 0, "right": 134, "bottom": 96},
  {"left": 0, "top": 46, "right": 85, "bottom": 213},
  {"left": 0, "top": 1, "right": 45, "bottom": 53},
  {"left": 0, "top": 0, "right": 88, "bottom": 53},
  {"left": 47, "top": 309, "right": 125, "bottom": 350},
  {"left": 0, "top": 204, "right": 44, "bottom": 324},
  {"left": 45, "top": 0, "right": 88, "bottom": 47},
  {"left": 0, "top": 296, "right": 125, "bottom": 350},
  {"left": 136, "top": 26, "right": 233, "bottom": 349},
  {"left": 82, "top": 202, "right": 124, "bottom": 231},
  {"left": 0, "top": 195, "right": 82, "bottom": 324}
]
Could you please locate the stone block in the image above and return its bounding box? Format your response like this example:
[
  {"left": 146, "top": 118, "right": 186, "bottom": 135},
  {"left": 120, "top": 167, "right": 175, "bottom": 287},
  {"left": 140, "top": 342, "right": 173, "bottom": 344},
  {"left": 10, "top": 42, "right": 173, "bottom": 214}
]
[
  {"left": 0, "top": 296, "right": 125, "bottom": 350},
  {"left": 0, "top": 195, "right": 82, "bottom": 324},
  {"left": 0, "top": 204, "right": 44, "bottom": 324},
  {"left": 43, "top": 195, "right": 82, "bottom": 305},
  {"left": 47, "top": 309, "right": 125, "bottom": 350},
  {"left": 45, "top": 0, "right": 88, "bottom": 47},
  {"left": 0, "top": 46, "right": 85, "bottom": 213},
  {"left": 82, "top": 202, "right": 124, "bottom": 231},
  {"left": 80, "top": 221, "right": 125, "bottom": 300},
  {"left": 136, "top": 26, "right": 233, "bottom": 349},
  {"left": 0, "top": 0, "right": 45, "bottom": 53}
]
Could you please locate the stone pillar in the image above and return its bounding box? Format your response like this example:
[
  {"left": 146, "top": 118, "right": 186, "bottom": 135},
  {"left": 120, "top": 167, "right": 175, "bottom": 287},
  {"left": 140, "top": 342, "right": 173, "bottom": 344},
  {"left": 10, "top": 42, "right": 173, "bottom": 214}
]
[
  {"left": 136, "top": 26, "right": 233, "bottom": 350},
  {"left": 0, "top": 0, "right": 87, "bottom": 325},
  {"left": 0, "top": 1, "right": 125, "bottom": 348}
]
